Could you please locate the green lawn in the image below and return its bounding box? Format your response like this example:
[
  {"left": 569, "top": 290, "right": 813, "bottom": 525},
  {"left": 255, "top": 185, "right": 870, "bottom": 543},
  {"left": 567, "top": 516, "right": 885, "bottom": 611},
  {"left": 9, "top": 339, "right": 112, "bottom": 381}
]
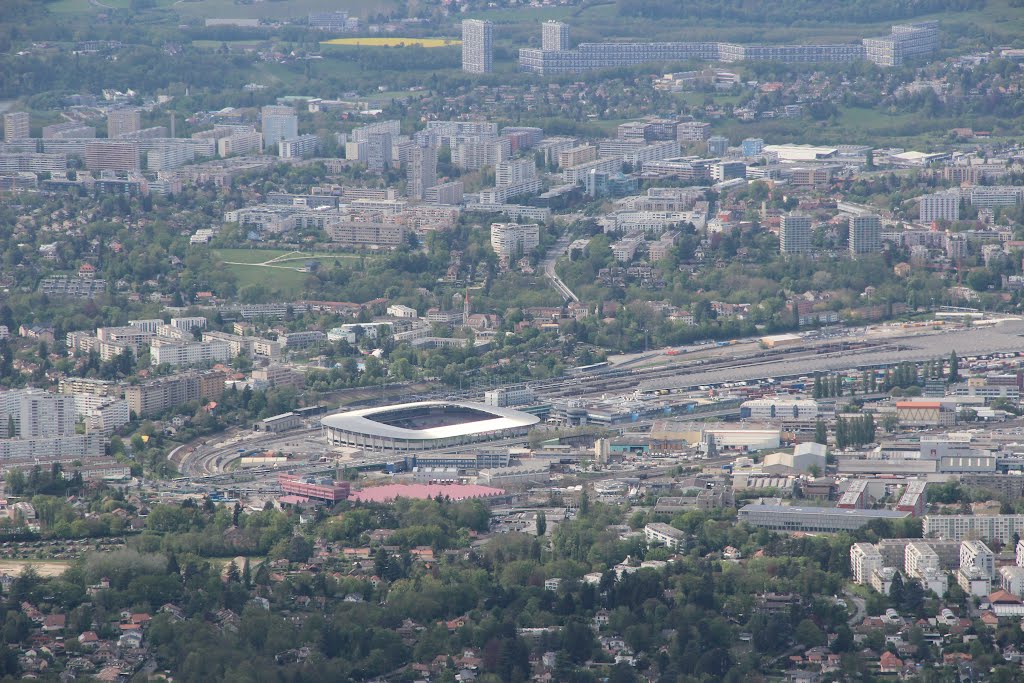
[
  {"left": 213, "top": 248, "right": 370, "bottom": 298},
  {"left": 212, "top": 248, "right": 366, "bottom": 265}
]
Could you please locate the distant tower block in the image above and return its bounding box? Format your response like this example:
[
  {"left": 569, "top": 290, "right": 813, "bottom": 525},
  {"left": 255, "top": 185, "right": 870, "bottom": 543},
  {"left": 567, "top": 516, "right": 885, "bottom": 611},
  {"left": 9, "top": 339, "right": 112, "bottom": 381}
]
[
  {"left": 462, "top": 19, "right": 494, "bottom": 73},
  {"left": 542, "top": 21, "right": 569, "bottom": 51}
]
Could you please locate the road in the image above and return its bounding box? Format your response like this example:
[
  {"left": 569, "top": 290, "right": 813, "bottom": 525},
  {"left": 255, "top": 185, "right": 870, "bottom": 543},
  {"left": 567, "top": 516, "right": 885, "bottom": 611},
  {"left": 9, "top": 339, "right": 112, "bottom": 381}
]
[{"left": 541, "top": 234, "right": 579, "bottom": 303}]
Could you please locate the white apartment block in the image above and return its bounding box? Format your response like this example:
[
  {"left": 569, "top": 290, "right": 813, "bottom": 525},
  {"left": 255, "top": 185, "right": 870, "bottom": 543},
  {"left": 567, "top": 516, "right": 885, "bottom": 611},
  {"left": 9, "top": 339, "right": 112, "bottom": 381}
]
[
  {"left": 644, "top": 522, "right": 686, "bottom": 550},
  {"left": 919, "top": 191, "right": 960, "bottom": 222},
  {"left": 424, "top": 180, "right": 463, "bottom": 205},
  {"left": 106, "top": 108, "right": 141, "bottom": 139},
  {"left": 490, "top": 222, "right": 540, "bottom": 260},
  {"left": 171, "top": 316, "right": 207, "bottom": 331},
  {"left": 676, "top": 121, "right": 711, "bottom": 143},
  {"left": 780, "top": 214, "right": 813, "bottom": 254},
  {"left": 924, "top": 514, "right": 1024, "bottom": 543},
  {"left": 387, "top": 304, "right": 418, "bottom": 319},
  {"left": 150, "top": 339, "right": 231, "bottom": 367},
  {"left": 851, "top": 542, "right": 884, "bottom": 584},
  {"left": 564, "top": 156, "right": 624, "bottom": 185},
  {"left": 542, "top": 20, "right": 569, "bottom": 51},
  {"left": 261, "top": 106, "right": 298, "bottom": 145},
  {"left": 0, "top": 390, "right": 77, "bottom": 439},
  {"left": 82, "top": 398, "right": 130, "bottom": 435},
  {"left": 960, "top": 539, "right": 995, "bottom": 579},
  {"left": 84, "top": 141, "right": 140, "bottom": 171},
  {"left": 279, "top": 134, "right": 320, "bottom": 159},
  {"left": 496, "top": 158, "right": 537, "bottom": 187},
  {"left": 217, "top": 130, "right": 263, "bottom": 157},
  {"left": 406, "top": 145, "right": 438, "bottom": 200},
  {"left": 905, "top": 541, "right": 940, "bottom": 578},
  {"left": 612, "top": 233, "right": 646, "bottom": 262},
  {"left": 462, "top": 19, "right": 494, "bottom": 73},
  {"left": 3, "top": 112, "right": 29, "bottom": 141},
  {"left": 849, "top": 214, "right": 883, "bottom": 256},
  {"left": 1000, "top": 566, "right": 1024, "bottom": 597},
  {"left": 484, "top": 386, "right": 535, "bottom": 408}
]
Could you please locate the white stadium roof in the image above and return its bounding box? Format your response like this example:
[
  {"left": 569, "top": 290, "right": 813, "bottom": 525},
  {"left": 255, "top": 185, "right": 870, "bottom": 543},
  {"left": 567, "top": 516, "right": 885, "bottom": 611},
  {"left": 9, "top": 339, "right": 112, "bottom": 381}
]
[{"left": 320, "top": 401, "right": 540, "bottom": 440}]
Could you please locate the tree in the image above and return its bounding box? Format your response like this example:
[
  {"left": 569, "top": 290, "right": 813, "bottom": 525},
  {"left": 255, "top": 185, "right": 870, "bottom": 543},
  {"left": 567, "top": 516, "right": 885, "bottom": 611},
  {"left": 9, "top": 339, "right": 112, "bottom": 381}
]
[
  {"left": 949, "top": 350, "right": 959, "bottom": 383},
  {"left": 226, "top": 560, "right": 240, "bottom": 583},
  {"left": 795, "top": 618, "right": 825, "bottom": 647},
  {"left": 242, "top": 558, "right": 251, "bottom": 588},
  {"left": 536, "top": 511, "right": 547, "bottom": 537},
  {"left": 814, "top": 420, "right": 827, "bottom": 445},
  {"left": 889, "top": 571, "right": 905, "bottom": 608}
]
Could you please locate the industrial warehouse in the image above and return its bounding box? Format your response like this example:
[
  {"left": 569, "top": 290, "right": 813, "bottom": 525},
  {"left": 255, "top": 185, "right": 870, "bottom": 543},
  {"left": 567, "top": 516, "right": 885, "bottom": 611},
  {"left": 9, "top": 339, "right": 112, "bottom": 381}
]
[{"left": 320, "top": 401, "right": 540, "bottom": 452}]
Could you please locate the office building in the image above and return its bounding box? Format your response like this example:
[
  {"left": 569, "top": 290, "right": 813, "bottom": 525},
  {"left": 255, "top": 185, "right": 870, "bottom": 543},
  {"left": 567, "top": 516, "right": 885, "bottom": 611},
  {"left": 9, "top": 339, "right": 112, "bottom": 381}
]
[
  {"left": 3, "top": 112, "right": 29, "bottom": 141},
  {"left": 542, "top": 20, "right": 570, "bottom": 51},
  {"left": 780, "top": 214, "right": 813, "bottom": 254},
  {"left": 84, "top": 141, "right": 141, "bottom": 171},
  {"left": 711, "top": 160, "right": 745, "bottom": 181},
  {"left": 406, "top": 145, "right": 437, "bottom": 200},
  {"left": 462, "top": 19, "right": 494, "bottom": 73},
  {"left": 491, "top": 222, "right": 540, "bottom": 261},
  {"left": 741, "top": 137, "right": 765, "bottom": 157},
  {"left": 107, "top": 108, "right": 141, "bottom": 139},
  {"left": 849, "top": 214, "right": 883, "bottom": 256},
  {"left": 707, "top": 135, "right": 729, "bottom": 156},
  {"left": 738, "top": 503, "right": 910, "bottom": 532},
  {"left": 261, "top": 106, "right": 299, "bottom": 146},
  {"left": 919, "top": 191, "right": 960, "bottom": 222}
]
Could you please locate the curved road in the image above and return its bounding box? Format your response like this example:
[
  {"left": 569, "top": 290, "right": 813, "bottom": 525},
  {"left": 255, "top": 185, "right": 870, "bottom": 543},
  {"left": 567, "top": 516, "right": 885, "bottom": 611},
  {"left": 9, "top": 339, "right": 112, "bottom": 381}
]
[{"left": 541, "top": 234, "right": 579, "bottom": 303}]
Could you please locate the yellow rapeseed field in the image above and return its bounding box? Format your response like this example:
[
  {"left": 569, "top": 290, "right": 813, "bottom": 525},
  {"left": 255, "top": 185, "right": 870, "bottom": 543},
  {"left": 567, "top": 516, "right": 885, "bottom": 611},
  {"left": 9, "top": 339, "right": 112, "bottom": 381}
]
[{"left": 320, "top": 37, "right": 460, "bottom": 48}]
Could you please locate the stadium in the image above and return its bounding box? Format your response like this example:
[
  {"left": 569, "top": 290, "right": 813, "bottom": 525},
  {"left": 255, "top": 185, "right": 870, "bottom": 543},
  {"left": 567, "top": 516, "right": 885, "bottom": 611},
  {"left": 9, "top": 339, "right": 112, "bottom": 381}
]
[{"left": 321, "top": 401, "right": 540, "bottom": 452}]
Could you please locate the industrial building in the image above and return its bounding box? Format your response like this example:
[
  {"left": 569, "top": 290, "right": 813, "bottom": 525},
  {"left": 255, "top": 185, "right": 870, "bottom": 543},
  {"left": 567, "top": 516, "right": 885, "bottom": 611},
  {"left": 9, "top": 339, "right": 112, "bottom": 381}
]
[{"left": 738, "top": 503, "right": 910, "bottom": 533}]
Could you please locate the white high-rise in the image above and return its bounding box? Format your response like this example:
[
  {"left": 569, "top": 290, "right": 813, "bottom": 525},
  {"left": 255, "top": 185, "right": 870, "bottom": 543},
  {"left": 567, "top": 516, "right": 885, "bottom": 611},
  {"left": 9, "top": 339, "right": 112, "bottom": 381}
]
[
  {"left": 780, "top": 214, "right": 812, "bottom": 254},
  {"left": 406, "top": 145, "right": 437, "bottom": 200},
  {"left": 261, "top": 106, "right": 299, "bottom": 146},
  {"left": 849, "top": 214, "right": 883, "bottom": 257},
  {"left": 919, "top": 191, "right": 960, "bottom": 222},
  {"left": 3, "top": 112, "right": 29, "bottom": 141},
  {"left": 542, "top": 21, "right": 569, "bottom": 51},
  {"left": 462, "top": 19, "right": 494, "bottom": 73},
  {"left": 107, "top": 108, "right": 141, "bottom": 139}
]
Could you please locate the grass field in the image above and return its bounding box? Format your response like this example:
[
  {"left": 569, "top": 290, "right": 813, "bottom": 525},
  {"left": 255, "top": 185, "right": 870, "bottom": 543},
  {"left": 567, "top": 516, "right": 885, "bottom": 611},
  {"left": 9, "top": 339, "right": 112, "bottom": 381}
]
[
  {"left": 321, "top": 37, "right": 460, "bottom": 48},
  {"left": 212, "top": 249, "right": 370, "bottom": 298}
]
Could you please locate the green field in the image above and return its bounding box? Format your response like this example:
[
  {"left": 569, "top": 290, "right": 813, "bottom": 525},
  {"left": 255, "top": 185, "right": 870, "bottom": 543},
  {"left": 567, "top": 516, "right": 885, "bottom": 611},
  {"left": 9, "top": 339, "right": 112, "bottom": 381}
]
[{"left": 212, "top": 249, "right": 370, "bottom": 298}]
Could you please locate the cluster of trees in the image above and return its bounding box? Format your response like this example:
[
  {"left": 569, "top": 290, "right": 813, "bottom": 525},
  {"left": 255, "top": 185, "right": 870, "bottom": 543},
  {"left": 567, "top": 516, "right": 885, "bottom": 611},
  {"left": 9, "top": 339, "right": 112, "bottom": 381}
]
[{"left": 834, "top": 413, "right": 877, "bottom": 449}]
